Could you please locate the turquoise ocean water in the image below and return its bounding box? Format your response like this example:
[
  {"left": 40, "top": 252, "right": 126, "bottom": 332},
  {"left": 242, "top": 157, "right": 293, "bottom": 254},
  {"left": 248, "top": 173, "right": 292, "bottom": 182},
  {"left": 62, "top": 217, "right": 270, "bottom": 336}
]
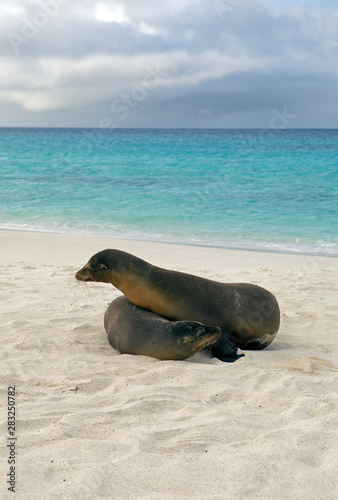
[{"left": 1, "top": 128, "right": 337, "bottom": 255}]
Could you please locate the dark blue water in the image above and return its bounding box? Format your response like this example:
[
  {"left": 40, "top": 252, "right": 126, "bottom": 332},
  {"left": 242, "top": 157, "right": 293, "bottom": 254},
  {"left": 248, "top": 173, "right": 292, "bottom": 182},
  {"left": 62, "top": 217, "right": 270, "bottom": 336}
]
[{"left": 1, "top": 128, "right": 337, "bottom": 255}]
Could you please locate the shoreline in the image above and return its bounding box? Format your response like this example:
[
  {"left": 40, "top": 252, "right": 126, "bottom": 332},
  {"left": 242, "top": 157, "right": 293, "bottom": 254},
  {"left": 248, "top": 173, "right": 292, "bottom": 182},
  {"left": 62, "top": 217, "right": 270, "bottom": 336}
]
[
  {"left": 1, "top": 230, "right": 338, "bottom": 280},
  {"left": 1, "top": 229, "right": 337, "bottom": 265}
]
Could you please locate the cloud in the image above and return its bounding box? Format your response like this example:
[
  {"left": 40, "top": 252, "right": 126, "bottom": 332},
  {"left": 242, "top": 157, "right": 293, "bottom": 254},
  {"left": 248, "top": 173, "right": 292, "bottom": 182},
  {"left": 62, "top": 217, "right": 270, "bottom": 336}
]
[
  {"left": 0, "top": 0, "right": 337, "bottom": 127},
  {"left": 94, "top": 3, "right": 130, "bottom": 24}
]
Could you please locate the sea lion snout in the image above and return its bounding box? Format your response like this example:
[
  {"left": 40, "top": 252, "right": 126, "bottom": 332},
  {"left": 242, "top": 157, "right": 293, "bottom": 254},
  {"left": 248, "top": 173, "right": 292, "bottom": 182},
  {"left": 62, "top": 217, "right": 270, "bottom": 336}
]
[
  {"left": 189, "top": 325, "right": 207, "bottom": 343},
  {"left": 75, "top": 266, "right": 94, "bottom": 282},
  {"left": 75, "top": 257, "right": 109, "bottom": 282},
  {"left": 190, "top": 325, "right": 221, "bottom": 343},
  {"left": 176, "top": 323, "right": 222, "bottom": 350}
]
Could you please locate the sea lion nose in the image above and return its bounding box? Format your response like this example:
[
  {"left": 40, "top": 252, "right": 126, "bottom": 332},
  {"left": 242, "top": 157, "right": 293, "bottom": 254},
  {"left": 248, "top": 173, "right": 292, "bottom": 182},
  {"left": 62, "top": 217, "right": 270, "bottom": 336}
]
[{"left": 75, "top": 266, "right": 86, "bottom": 280}]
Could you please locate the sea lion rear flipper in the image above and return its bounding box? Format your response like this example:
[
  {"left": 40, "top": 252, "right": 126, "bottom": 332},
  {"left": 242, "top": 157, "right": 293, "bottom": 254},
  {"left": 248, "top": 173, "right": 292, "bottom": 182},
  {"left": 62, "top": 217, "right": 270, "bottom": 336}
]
[{"left": 211, "top": 333, "right": 245, "bottom": 363}]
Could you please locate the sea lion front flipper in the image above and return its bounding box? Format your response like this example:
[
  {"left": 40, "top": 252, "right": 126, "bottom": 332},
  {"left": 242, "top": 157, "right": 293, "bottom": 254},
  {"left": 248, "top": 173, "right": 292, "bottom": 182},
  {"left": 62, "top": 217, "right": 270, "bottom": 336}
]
[
  {"left": 217, "top": 353, "right": 245, "bottom": 363},
  {"left": 211, "top": 332, "right": 245, "bottom": 363}
]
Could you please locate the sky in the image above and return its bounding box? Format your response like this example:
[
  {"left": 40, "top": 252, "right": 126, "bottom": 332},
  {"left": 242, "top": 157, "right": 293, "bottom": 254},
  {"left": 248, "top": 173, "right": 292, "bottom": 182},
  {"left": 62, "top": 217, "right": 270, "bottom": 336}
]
[{"left": 0, "top": 0, "right": 337, "bottom": 128}]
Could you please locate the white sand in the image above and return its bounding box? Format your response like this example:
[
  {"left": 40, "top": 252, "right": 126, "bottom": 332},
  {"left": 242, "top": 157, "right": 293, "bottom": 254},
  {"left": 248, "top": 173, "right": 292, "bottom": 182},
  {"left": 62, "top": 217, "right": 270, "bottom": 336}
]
[{"left": 1, "top": 230, "right": 337, "bottom": 500}]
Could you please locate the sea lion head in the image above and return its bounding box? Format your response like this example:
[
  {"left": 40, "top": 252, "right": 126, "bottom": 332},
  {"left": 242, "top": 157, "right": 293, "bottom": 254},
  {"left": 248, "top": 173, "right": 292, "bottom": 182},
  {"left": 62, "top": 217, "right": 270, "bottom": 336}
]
[
  {"left": 75, "top": 249, "right": 141, "bottom": 285},
  {"left": 75, "top": 251, "right": 112, "bottom": 283},
  {"left": 172, "top": 322, "right": 222, "bottom": 358}
]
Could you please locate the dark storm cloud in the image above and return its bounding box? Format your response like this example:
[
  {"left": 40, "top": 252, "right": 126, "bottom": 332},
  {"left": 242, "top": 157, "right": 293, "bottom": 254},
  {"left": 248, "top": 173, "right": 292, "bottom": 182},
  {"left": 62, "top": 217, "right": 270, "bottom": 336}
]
[{"left": 0, "top": 0, "right": 337, "bottom": 127}]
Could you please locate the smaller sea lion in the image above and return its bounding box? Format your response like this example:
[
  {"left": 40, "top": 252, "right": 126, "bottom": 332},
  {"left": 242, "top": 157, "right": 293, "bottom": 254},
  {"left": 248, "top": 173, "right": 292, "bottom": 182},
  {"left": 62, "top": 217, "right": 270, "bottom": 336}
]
[{"left": 103, "top": 296, "right": 238, "bottom": 361}]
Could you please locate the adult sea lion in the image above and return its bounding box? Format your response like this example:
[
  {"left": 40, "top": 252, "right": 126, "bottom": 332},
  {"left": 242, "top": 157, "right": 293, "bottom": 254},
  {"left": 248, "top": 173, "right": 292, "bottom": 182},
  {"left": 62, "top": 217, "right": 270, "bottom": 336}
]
[
  {"left": 104, "top": 296, "right": 226, "bottom": 361},
  {"left": 75, "top": 249, "right": 280, "bottom": 355}
]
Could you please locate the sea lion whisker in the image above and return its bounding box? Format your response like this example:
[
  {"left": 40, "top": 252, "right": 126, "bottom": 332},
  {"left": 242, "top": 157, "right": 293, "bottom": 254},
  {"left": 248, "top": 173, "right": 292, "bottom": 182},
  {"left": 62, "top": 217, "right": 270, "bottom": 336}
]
[
  {"left": 201, "top": 337, "right": 220, "bottom": 348},
  {"left": 77, "top": 280, "right": 91, "bottom": 295}
]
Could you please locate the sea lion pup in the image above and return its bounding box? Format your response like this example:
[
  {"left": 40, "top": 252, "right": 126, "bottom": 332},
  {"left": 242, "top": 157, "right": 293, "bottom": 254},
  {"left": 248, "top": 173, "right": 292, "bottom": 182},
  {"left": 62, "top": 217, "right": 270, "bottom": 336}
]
[
  {"left": 104, "top": 296, "right": 224, "bottom": 361},
  {"left": 76, "top": 249, "right": 280, "bottom": 354}
]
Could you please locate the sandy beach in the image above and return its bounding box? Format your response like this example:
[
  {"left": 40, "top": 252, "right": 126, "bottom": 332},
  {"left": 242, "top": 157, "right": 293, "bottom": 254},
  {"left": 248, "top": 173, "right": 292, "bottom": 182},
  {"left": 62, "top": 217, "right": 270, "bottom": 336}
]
[{"left": 1, "top": 229, "right": 337, "bottom": 500}]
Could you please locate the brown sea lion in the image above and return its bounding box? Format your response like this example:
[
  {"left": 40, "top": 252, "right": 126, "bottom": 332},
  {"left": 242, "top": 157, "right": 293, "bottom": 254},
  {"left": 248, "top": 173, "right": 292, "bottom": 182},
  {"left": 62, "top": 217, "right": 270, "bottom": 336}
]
[
  {"left": 104, "top": 296, "right": 224, "bottom": 361},
  {"left": 76, "top": 249, "right": 280, "bottom": 357}
]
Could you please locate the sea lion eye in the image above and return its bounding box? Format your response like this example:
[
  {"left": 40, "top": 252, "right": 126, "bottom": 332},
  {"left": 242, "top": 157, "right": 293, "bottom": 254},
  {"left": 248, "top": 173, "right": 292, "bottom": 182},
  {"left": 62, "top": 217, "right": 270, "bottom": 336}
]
[{"left": 99, "top": 264, "right": 108, "bottom": 270}]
